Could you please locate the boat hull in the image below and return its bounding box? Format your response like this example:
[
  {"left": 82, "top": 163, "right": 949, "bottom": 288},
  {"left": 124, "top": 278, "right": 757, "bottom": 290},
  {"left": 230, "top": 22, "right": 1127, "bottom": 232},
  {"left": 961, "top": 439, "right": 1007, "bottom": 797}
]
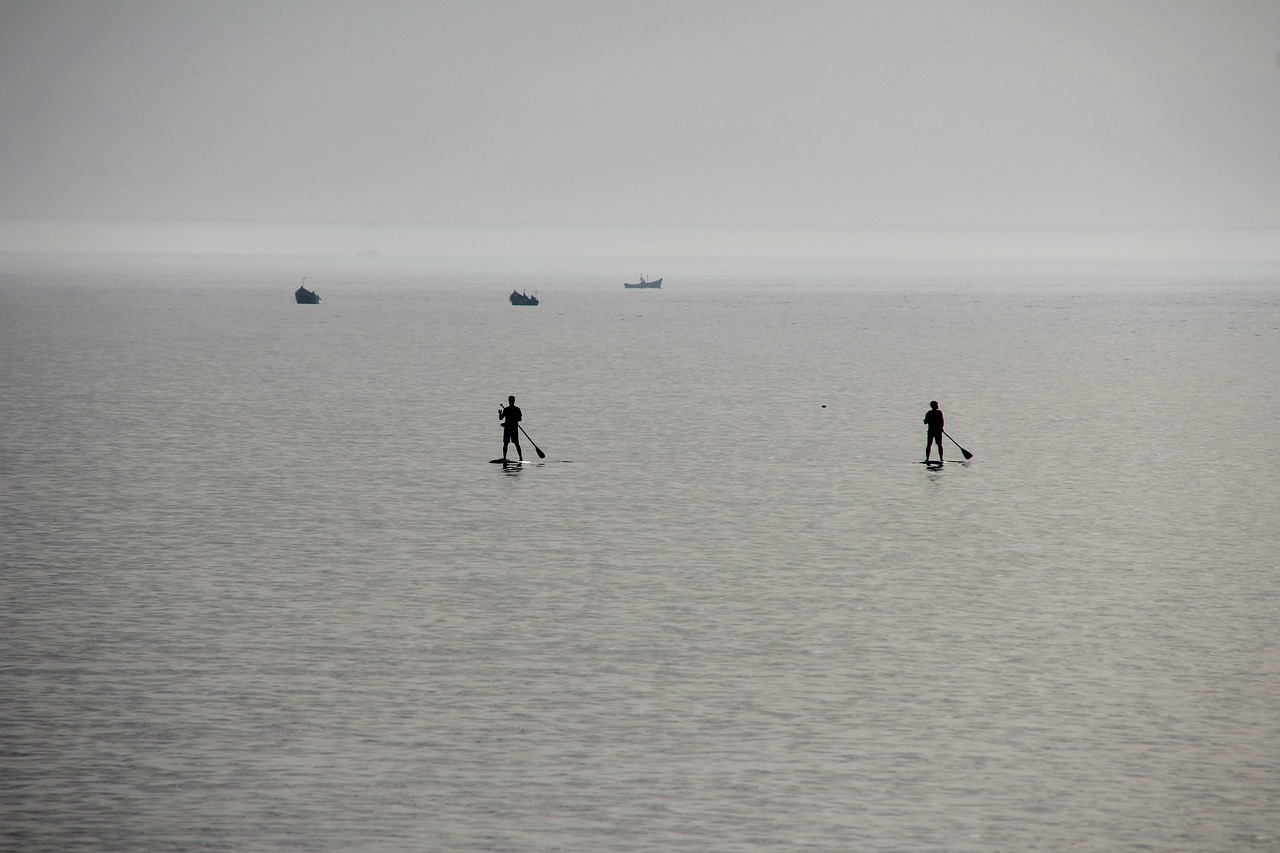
[
  {"left": 294, "top": 287, "right": 321, "bottom": 304},
  {"left": 623, "top": 277, "right": 662, "bottom": 289}
]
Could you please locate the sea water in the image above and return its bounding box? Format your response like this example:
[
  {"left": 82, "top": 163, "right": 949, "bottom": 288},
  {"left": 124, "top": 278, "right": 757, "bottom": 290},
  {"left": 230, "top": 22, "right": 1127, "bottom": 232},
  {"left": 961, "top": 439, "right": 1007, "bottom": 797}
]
[{"left": 2, "top": 256, "right": 1278, "bottom": 851}]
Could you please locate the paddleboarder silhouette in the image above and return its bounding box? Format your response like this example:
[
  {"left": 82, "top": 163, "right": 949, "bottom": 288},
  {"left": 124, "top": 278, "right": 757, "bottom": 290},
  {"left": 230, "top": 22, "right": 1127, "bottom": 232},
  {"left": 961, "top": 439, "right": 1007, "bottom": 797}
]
[
  {"left": 499, "top": 396, "right": 523, "bottom": 462},
  {"left": 924, "top": 400, "right": 944, "bottom": 463}
]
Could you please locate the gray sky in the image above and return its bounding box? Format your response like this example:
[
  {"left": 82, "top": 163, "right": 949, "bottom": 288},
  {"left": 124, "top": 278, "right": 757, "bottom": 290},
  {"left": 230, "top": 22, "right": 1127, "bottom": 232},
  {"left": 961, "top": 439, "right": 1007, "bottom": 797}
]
[{"left": 2, "top": 0, "right": 1279, "bottom": 256}]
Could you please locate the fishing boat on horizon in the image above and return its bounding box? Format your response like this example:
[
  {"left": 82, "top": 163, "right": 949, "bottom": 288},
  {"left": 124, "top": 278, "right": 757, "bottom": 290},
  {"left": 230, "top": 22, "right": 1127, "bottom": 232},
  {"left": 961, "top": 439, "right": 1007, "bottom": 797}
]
[
  {"left": 623, "top": 276, "right": 662, "bottom": 289},
  {"left": 294, "top": 279, "right": 321, "bottom": 304},
  {"left": 509, "top": 290, "right": 539, "bottom": 306}
]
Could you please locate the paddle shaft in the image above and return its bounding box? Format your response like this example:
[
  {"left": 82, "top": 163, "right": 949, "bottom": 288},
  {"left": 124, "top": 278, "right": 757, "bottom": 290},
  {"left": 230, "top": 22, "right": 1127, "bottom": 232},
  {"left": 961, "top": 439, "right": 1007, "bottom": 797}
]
[
  {"left": 519, "top": 425, "right": 545, "bottom": 458},
  {"left": 943, "top": 430, "right": 973, "bottom": 459}
]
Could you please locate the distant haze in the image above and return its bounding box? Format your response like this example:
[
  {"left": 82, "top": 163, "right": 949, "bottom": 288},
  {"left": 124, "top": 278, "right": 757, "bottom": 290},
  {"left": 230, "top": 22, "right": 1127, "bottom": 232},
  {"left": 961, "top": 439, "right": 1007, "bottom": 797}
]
[{"left": 2, "top": 1, "right": 1279, "bottom": 259}]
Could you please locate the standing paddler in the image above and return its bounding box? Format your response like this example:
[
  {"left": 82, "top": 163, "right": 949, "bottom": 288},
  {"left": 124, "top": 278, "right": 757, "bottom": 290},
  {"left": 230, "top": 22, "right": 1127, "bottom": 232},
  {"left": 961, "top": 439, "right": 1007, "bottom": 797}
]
[
  {"left": 499, "top": 395, "right": 523, "bottom": 462},
  {"left": 924, "top": 400, "right": 944, "bottom": 463}
]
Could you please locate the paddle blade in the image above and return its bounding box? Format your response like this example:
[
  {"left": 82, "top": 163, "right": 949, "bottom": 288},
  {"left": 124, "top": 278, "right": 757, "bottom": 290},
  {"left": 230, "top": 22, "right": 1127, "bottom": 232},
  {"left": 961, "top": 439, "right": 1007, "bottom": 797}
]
[{"left": 944, "top": 431, "right": 973, "bottom": 460}]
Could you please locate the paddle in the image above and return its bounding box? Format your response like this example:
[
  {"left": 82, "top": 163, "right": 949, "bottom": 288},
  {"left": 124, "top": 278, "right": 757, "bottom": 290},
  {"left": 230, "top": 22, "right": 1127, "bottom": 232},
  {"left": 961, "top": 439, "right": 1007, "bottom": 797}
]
[
  {"left": 943, "top": 431, "right": 973, "bottom": 460},
  {"left": 519, "top": 425, "right": 546, "bottom": 459}
]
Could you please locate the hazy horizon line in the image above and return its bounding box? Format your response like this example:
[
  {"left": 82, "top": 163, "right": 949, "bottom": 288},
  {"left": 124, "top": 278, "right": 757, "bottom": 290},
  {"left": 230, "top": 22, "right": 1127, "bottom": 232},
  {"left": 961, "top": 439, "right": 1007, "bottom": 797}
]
[{"left": 3, "top": 219, "right": 1279, "bottom": 262}]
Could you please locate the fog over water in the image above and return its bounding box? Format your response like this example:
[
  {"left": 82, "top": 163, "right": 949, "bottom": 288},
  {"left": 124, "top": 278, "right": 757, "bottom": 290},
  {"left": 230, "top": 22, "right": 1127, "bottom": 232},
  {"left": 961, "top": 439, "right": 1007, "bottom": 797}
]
[{"left": 2, "top": 2, "right": 1279, "bottom": 257}]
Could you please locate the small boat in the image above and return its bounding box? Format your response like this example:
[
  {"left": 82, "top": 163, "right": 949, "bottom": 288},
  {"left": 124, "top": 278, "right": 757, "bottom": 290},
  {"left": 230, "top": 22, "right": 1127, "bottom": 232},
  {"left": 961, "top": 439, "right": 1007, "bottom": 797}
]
[
  {"left": 623, "top": 276, "right": 662, "bottom": 289},
  {"left": 295, "top": 280, "right": 321, "bottom": 304},
  {"left": 509, "top": 290, "right": 539, "bottom": 306}
]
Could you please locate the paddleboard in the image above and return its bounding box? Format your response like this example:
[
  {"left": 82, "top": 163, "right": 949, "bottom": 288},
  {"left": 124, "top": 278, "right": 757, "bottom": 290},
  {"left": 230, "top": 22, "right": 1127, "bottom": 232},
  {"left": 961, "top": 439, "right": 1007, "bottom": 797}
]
[
  {"left": 920, "top": 460, "right": 945, "bottom": 465},
  {"left": 490, "top": 458, "right": 532, "bottom": 464}
]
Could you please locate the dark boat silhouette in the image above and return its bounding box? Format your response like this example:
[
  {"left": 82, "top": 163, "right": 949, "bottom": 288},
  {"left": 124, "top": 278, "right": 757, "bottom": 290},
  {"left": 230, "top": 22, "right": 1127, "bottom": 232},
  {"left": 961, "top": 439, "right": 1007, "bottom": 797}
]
[
  {"left": 623, "top": 276, "right": 661, "bottom": 289},
  {"left": 294, "top": 280, "right": 321, "bottom": 304},
  {"left": 509, "top": 290, "right": 539, "bottom": 306}
]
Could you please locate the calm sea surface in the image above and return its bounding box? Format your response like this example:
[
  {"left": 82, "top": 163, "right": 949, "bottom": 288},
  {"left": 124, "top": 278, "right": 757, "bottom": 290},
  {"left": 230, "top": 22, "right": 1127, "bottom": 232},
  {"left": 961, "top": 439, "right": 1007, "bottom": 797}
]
[{"left": 2, "top": 256, "right": 1279, "bottom": 851}]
